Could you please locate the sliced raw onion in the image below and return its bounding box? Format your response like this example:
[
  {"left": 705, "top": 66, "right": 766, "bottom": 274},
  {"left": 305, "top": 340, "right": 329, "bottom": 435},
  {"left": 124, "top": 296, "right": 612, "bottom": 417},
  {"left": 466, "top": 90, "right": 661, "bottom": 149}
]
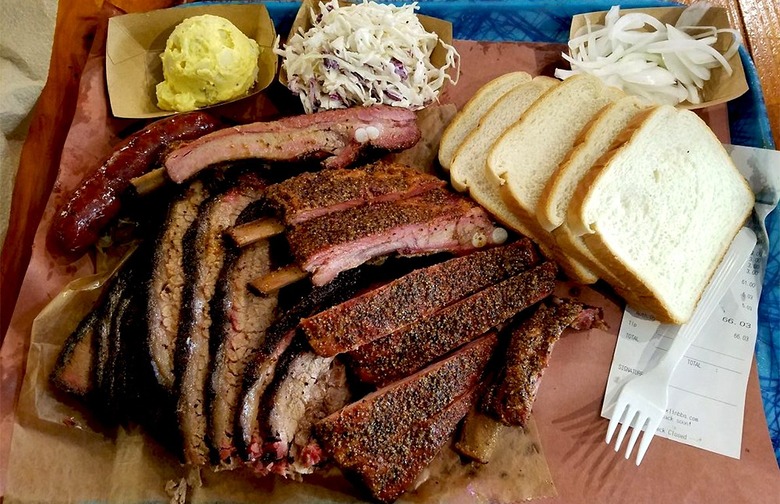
[{"left": 555, "top": 4, "right": 741, "bottom": 105}]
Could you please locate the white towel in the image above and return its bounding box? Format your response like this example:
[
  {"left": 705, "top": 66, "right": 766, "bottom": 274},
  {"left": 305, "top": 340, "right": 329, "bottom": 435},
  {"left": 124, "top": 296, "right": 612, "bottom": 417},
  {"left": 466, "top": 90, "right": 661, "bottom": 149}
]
[{"left": 0, "top": 0, "right": 58, "bottom": 247}]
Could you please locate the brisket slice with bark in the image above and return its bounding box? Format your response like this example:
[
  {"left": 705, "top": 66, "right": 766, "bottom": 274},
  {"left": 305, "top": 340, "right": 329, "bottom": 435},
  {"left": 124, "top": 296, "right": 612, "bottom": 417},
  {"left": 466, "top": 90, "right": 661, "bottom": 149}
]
[
  {"left": 287, "top": 187, "right": 506, "bottom": 286},
  {"left": 237, "top": 267, "right": 370, "bottom": 462},
  {"left": 315, "top": 335, "right": 497, "bottom": 503},
  {"left": 482, "top": 298, "right": 589, "bottom": 426},
  {"left": 50, "top": 259, "right": 134, "bottom": 405},
  {"left": 349, "top": 261, "right": 557, "bottom": 386},
  {"left": 147, "top": 179, "right": 211, "bottom": 392},
  {"left": 208, "top": 235, "right": 278, "bottom": 470},
  {"left": 264, "top": 162, "right": 445, "bottom": 225},
  {"left": 164, "top": 105, "right": 421, "bottom": 183},
  {"left": 249, "top": 343, "right": 351, "bottom": 478},
  {"left": 50, "top": 310, "right": 99, "bottom": 398},
  {"left": 176, "top": 172, "right": 266, "bottom": 466},
  {"left": 301, "top": 239, "right": 539, "bottom": 357}
]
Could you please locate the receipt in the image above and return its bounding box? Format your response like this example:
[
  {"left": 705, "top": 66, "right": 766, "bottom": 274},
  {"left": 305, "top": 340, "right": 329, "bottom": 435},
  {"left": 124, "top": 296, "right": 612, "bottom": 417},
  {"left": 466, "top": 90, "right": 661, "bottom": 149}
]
[
  {"left": 602, "top": 247, "right": 761, "bottom": 459},
  {"left": 601, "top": 144, "right": 780, "bottom": 460}
]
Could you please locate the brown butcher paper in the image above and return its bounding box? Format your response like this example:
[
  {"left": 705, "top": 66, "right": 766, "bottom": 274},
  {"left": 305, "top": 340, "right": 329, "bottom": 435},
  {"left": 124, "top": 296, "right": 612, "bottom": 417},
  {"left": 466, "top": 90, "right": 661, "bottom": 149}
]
[{"left": 2, "top": 5, "right": 779, "bottom": 504}]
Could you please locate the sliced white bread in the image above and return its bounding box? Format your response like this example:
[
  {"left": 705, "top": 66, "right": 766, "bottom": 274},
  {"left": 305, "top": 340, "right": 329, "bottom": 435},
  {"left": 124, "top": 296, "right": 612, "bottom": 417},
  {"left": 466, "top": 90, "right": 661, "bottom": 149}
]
[
  {"left": 567, "top": 105, "right": 754, "bottom": 324},
  {"left": 537, "top": 95, "right": 650, "bottom": 232},
  {"left": 450, "top": 76, "right": 599, "bottom": 283},
  {"left": 539, "top": 96, "right": 650, "bottom": 287},
  {"left": 484, "top": 74, "right": 622, "bottom": 283},
  {"left": 438, "top": 71, "right": 532, "bottom": 171},
  {"left": 487, "top": 74, "right": 623, "bottom": 229},
  {"left": 448, "top": 76, "right": 558, "bottom": 255}
]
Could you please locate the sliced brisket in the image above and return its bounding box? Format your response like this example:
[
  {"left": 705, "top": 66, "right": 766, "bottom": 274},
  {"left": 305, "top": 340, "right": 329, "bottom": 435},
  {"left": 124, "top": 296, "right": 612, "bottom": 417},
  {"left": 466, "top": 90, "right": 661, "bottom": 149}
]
[
  {"left": 176, "top": 172, "right": 266, "bottom": 466},
  {"left": 237, "top": 267, "right": 370, "bottom": 461},
  {"left": 250, "top": 345, "right": 351, "bottom": 478},
  {"left": 50, "top": 310, "right": 99, "bottom": 398},
  {"left": 315, "top": 335, "right": 497, "bottom": 502},
  {"left": 349, "top": 262, "right": 557, "bottom": 386},
  {"left": 164, "top": 106, "right": 421, "bottom": 184},
  {"left": 264, "top": 162, "right": 445, "bottom": 225},
  {"left": 93, "top": 266, "right": 132, "bottom": 409},
  {"left": 208, "top": 237, "right": 278, "bottom": 469},
  {"left": 482, "top": 299, "right": 586, "bottom": 426},
  {"left": 301, "top": 239, "right": 539, "bottom": 357},
  {"left": 147, "top": 179, "right": 211, "bottom": 391},
  {"left": 287, "top": 187, "right": 506, "bottom": 286}
]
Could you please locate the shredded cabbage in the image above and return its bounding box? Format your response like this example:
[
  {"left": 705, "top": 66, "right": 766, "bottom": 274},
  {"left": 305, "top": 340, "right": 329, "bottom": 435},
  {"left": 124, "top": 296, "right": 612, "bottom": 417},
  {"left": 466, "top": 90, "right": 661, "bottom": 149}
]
[
  {"left": 555, "top": 4, "right": 741, "bottom": 105},
  {"left": 275, "top": 0, "right": 460, "bottom": 113}
]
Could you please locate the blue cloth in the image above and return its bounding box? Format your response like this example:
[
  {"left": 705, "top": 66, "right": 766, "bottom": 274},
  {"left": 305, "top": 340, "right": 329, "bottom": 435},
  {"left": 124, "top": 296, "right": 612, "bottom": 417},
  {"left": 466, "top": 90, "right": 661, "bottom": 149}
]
[{"left": 265, "top": 0, "right": 780, "bottom": 465}]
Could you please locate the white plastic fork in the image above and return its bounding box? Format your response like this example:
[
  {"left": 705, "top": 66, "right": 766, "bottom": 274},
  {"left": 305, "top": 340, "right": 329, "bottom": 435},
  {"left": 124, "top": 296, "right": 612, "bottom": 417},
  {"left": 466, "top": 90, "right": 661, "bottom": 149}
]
[{"left": 605, "top": 227, "right": 757, "bottom": 465}]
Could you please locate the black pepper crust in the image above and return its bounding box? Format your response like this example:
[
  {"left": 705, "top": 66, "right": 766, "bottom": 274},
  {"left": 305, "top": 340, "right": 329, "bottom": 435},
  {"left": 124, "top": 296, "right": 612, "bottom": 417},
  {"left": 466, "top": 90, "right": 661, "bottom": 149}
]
[
  {"left": 265, "top": 162, "right": 446, "bottom": 225},
  {"left": 482, "top": 299, "right": 585, "bottom": 426},
  {"left": 174, "top": 172, "right": 267, "bottom": 466},
  {"left": 286, "top": 187, "right": 482, "bottom": 264},
  {"left": 300, "top": 239, "right": 540, "bottom": 356},
  {"left": 349, "top": 261, "right": 557, "bottom": 386},
  {"left": 343, "top": 391, "right": 476, "bottom": 503},
  {"left": 314, "top": 335, "right": 496, "bottom": 503},
  {"left": 147, "top": 179, "right": 212, "bottom": 393}
]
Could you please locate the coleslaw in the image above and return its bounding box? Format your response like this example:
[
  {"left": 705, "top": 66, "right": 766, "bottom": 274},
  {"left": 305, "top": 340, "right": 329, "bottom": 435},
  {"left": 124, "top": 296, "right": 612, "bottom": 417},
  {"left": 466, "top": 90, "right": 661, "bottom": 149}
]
[{"left": 276, "top": 0, "right": 460, "bottom": 113}]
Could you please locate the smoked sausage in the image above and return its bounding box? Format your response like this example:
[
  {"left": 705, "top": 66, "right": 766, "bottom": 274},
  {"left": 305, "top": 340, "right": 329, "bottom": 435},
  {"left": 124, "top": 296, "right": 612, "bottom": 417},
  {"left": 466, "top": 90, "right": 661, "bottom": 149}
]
[{"left": 49, "top": 111, "right": 222, "bottom": 256}]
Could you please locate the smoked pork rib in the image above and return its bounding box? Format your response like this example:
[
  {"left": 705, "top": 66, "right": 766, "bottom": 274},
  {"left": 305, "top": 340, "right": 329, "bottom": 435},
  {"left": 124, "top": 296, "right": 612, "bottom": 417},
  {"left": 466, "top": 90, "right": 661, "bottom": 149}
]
[
  {"left": 148, "top": 179, "right": 211, "bottom": 392},
  {"left": 264, "top": 162, "right": 445, "bottom": 225},
  {"left": 208, "top": 237, "right": 278, "bottom": 469},
  {"left": 288, "top": 187, "right": 508, "bottom": 286},
  {"left": 301, "top": 239, "right": 539, "bottom": 357},
  {"left": 164, "top": 105, "right": 421, "bottom": 183},
  {"left": 314, "top": 335, "right": 497, "bottom": 503},
  {"left": 482, "top": 299, "right": 586, "bottom": 426},
  {"left": 349, "top": 262, "right": 557, "bottom": 386},
  {"left": 176, "top": 173, "right": 266, "bottom": 466}
]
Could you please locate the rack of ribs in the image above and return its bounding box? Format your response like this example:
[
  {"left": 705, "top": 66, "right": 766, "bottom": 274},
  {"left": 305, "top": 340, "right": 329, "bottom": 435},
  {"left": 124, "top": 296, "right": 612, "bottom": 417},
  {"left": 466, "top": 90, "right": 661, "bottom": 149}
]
[
  {"left": 300, "top": 239, "right": 539, "bottom": 356},
  {"left": 285, "top": 187, "right": 506, "bottom": 285},
  {"left": 164, "top": 106, "right": 421, "bottom": 184},
  {"left": 264, "top": 162, "right": 446, "bottom": 225},
  {"left": 229, "top": 162, "right": 446, "bottom": 247}
]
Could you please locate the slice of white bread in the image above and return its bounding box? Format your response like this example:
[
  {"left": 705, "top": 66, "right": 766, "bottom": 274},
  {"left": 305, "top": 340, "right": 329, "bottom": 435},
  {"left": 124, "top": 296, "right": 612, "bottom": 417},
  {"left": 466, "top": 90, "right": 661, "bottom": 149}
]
[
  {"left": 485, "top": 74, "right": 623, "bottom": 283},
  {"left": 567, "top": 105, "right": 754, "bottom": 324},
  {"left": 438, "top": 71, "right": 532, "bottom": 171},
  {"left": 537, "top": 95, "right": 650, "bottom": 232},
  {"left": 449, "top": 76, "right": 599, "bottom": 283},
  {"left": 539, "top": 96, "right": 650, "bottom": 287},
  {"left": 448, "top": 76, "right": 558, "bottom": 249},
  {"left": 487, "top": 74, "right": 623, "bottom": 229}
]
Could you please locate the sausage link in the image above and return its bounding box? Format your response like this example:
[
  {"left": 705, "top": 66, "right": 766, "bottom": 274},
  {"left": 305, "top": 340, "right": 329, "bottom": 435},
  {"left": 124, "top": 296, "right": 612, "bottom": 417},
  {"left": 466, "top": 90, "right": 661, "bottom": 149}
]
[{"left": 49, "top": 112, "right": 222, "bottom": 256}]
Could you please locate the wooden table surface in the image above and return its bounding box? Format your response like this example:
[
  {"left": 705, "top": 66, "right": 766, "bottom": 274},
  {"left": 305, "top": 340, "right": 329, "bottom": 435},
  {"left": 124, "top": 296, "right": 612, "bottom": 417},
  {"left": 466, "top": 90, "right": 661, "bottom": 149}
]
[{"left": 1, "top": 0, "right": 778, "bottom": 338}]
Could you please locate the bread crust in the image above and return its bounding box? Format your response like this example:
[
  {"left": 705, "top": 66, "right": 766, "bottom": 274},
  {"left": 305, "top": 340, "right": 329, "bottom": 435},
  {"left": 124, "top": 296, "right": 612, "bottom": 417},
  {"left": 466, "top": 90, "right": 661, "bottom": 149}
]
[
  {"left": 438, "top": 71, "right": 531, "bottom": 170},
  {"left": 567, "top": 105, "right": 754, "bottom": 323},
  {"left": 538, "top": 96, "right": 648, "bottom": 232}
]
